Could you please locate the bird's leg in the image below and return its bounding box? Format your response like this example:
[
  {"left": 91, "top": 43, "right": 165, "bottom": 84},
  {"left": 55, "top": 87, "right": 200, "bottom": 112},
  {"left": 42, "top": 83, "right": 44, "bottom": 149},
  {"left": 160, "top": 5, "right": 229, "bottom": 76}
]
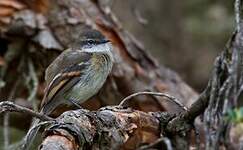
[{"left": 68, "top": 99, "right": 83, "bottom": 109}]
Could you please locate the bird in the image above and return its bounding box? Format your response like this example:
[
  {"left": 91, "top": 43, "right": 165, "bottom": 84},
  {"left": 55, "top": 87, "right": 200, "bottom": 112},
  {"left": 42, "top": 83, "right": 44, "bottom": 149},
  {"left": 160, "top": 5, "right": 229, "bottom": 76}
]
[{"left": 22, "top": 29, "right": 114, "bottom": 150}]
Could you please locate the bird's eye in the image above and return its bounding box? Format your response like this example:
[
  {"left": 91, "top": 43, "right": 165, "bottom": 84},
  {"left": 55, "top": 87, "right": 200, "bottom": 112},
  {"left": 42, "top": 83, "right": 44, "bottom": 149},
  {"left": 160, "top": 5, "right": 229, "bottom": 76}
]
[{"left": 87, "top": 40, "right": 95, "bottom": 45}]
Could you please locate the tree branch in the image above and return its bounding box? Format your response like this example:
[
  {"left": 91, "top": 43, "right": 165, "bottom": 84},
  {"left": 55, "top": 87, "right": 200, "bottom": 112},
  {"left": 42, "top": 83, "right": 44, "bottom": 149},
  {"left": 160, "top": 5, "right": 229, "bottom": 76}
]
[
  {"left": 119, "top": 91, "right": 188, "bottom": 111},
  {"left": 0, "top": 101, "right": 53, "bottom": 121},
  {"left": 39, "top": 107, "right": 175, "bottom": 150}
]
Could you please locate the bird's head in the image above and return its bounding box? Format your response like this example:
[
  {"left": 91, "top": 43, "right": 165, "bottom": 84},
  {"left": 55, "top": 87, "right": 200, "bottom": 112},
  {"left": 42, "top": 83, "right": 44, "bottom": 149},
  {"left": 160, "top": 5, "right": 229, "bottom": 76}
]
[{"left": 76, "top": 29, "right": 112, "bottom": 55}]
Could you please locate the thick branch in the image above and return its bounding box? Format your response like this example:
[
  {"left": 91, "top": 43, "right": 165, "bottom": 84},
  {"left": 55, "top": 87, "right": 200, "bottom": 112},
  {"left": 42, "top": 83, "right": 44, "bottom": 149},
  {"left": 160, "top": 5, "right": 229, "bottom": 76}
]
[{"left": 39, "top": 107, "right": 175, "bottom": 150}]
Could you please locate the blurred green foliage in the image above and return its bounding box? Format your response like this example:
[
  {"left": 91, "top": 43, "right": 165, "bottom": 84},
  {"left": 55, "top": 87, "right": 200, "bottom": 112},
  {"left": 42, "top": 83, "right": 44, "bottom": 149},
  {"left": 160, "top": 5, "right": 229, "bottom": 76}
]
[{"left": 227, "top": 107, "right": 243, "bottom": 123}]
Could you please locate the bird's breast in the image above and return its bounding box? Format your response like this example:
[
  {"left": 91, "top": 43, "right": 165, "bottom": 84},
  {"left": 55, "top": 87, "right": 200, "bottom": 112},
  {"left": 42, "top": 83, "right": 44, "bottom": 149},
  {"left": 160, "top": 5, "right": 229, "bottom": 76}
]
[{"left": 65, "top": 53, "right": 112, "bottom": 103}]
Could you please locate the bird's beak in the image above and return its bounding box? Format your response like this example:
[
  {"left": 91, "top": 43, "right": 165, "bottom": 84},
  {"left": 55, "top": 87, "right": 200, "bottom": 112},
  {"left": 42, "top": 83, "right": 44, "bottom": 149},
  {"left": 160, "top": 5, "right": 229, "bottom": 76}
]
[{"left": 100, "top": 39, "right": 110, "bottom": 44}]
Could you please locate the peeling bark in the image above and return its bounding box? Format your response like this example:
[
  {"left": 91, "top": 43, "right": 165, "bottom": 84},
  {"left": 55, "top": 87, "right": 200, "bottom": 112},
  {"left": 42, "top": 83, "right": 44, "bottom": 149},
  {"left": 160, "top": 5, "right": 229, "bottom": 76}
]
[{"left": 39, "top": 107, "right": 174, "bottom": 150}]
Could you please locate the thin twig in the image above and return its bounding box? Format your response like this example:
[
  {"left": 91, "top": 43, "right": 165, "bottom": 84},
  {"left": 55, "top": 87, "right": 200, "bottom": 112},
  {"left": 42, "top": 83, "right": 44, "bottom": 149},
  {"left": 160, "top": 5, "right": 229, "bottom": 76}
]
[
  {"left": 119, "top": 91, "right": 188, "bottom": 111},
  {"left": 193, "top": 124, "right": 200, "bottom": 150},
  {"left": 137, "top": 137, "right": 172, "bottom": 150},
  {"left": 24, "top": 58, "right": 39, "bottom": 113},
  {"left": 27, "top": 58, "right": 38, "bottom": 103},
  {"left": 235, "top": 0, "right": 241, "bottom": 32},
  {"left": 131, "top": 1, "right": 148, "bottom": 26},
  {"left": 0, "top": 101, "right": 53, "bottom": 121},
  {"left": 3, "top": 112, "right": 9, "bottom": 149},
  {"left": 133, "top": 8, "right": 148, "bottom": 26},
  {"left": 3, "top": 78, "right": 20, "bottom": 149}
]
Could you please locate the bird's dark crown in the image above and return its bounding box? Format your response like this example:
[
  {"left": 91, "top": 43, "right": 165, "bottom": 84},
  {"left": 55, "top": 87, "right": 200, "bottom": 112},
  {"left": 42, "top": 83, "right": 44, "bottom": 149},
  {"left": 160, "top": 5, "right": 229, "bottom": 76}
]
[{"left": 79, "top": 30, "right": 109, "bottom": 47}]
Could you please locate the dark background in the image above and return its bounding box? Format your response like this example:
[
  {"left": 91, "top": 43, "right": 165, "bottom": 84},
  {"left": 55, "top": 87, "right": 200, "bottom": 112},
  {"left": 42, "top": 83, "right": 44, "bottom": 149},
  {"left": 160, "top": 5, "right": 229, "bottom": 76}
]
[{"left": 112, "top": 0, "right": 234, "bottom": 91}]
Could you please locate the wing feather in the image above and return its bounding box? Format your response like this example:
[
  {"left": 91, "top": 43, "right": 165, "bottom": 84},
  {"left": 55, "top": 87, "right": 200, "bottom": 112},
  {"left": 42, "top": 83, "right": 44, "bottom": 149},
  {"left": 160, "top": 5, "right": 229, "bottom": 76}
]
[
  {"left": 41, "top": 50, "right": 91, "bottom": 109},
  {"left": 45, "top": 49, "right": 92, "bottom": 85}
]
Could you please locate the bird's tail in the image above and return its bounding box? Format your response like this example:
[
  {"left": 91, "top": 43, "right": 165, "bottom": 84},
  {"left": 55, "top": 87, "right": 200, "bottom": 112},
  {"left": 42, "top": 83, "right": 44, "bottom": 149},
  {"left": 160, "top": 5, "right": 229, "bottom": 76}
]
[
  {"left": 21, "top": 100, "right": 55, "bottom": 150},
  {"left": 21, "top": 118, "right": 41, "bottom": 150},
  {"left": 21, "top": 107, "right": 49, "bottom": 150}
]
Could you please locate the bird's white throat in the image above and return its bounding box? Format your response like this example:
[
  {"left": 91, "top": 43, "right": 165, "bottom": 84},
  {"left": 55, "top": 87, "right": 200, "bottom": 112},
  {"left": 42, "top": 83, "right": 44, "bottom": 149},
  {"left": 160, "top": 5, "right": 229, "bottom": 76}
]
[
  {"left": 83, "top": 42, "right": 111, "bottom": 53},
  {"left": 83, "top": 42, "right": 114, "bottom": 63}
]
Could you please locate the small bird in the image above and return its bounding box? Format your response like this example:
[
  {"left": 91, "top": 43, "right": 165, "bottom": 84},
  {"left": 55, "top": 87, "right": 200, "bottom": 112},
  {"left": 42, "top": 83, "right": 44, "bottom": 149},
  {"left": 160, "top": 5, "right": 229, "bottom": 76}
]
[
  {"left": 22, "top": 29, "right": 113, "bottom": 149},
  {"left": 41, "top": 30, "right": 113, "bottom": 114}
]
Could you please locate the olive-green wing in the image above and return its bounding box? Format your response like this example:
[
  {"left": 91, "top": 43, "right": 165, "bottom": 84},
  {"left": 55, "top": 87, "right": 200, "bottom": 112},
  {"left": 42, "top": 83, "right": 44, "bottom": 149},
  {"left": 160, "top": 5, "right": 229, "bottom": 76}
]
[
  {"left": 41, "top": 49, "right": 91, "bottom": 109},
  {"left": 45, "top": 49, "right": 92, "bottom": 86},
  {"left": 41, "top": 62, "right": 90, "bottom": 109}
]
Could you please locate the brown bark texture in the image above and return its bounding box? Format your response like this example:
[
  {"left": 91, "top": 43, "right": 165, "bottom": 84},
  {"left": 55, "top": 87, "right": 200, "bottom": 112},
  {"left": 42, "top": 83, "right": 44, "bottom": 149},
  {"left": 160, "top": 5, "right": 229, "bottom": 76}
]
[
  {"left": 0, "top": 0, "right": 199, "bottom": 149},
  {"left": 39, "top": 107, "right": 169, "bottom": 150}
]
